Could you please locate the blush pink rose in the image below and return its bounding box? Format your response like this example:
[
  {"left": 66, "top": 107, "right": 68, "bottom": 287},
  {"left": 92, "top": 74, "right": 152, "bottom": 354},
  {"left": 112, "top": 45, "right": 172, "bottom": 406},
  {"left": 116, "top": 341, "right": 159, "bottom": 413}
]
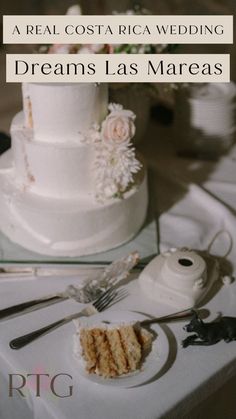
[{"left": 101, "top": 110, "right": 136, "bottom": 144}]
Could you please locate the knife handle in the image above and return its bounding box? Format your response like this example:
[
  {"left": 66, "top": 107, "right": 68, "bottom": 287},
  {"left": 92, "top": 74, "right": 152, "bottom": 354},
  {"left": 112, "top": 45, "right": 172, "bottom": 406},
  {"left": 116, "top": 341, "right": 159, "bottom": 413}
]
[
  {"left": 141, "top": 308, "right": 195, "bottom": 326},
  {"left": 9, "top": 317, "right": 67, "bottom": 349},
  {"left": 0, "top": 295, "right": 64, "bottom": 320}
]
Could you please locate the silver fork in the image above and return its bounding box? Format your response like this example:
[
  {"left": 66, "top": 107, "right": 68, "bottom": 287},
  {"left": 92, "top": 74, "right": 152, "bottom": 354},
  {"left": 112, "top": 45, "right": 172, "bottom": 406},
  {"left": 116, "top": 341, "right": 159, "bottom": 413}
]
[
  {"left": 9, "top": 286, "right": 122, "bottom": 350},
  {"left": 1, "top": 252, "right": 139, "bottom": 320}
]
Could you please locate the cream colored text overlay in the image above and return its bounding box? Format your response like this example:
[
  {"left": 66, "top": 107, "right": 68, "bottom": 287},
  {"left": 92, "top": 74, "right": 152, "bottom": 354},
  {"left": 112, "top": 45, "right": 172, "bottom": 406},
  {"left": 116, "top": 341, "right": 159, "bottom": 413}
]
[
  {"left": 3, "top": 15, "right": 233, "bottom": 44},
  {"left": 7, "top": 54, "right": 230, "bottom": 83}
]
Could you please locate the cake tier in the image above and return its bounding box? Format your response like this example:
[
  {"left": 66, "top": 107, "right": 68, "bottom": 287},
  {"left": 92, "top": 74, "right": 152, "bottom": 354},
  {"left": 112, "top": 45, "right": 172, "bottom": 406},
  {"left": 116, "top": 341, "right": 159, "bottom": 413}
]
[
  {"left": 0, "top": 150, "right": 148, "bottom": 257},
  {"left": 11, "top": 112, "right": 95, "bottom": 198},
  {"left": 22, "top": 83, "right": 108, "bottom": 143}
]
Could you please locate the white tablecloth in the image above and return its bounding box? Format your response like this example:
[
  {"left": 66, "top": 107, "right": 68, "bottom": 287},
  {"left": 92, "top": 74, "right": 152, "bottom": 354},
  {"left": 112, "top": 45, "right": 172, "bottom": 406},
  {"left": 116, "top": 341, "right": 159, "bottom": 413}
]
[{"left": 0, "top": 121, "right": 236, "bottom": 419}]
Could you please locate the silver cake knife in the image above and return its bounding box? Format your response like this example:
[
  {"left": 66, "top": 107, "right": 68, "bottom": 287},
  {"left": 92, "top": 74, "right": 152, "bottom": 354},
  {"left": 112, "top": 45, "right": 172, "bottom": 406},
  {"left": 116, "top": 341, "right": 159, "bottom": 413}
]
[{"left": 0, "top": 252, "right": 140, "bottom": 320}]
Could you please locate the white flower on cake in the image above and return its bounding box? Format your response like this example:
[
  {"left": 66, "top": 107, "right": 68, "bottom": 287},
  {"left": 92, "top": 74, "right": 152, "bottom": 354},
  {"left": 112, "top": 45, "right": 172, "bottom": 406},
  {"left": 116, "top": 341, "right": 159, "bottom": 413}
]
[
  {"left": 84, "top": 123, "right": 101, "bottom": 144},
  {"left": 92, "top": 104, "right": 142, "bottom": 201},
  {"left": 95, "top": 144, "right": 142, "bottom": 200}
]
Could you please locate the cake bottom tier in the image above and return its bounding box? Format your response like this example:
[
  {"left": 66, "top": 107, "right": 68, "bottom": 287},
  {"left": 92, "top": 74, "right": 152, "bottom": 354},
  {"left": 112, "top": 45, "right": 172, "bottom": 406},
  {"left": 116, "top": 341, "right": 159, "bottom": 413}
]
[{"left": 0, "top": 151, "right": 148, "bottom": 257}]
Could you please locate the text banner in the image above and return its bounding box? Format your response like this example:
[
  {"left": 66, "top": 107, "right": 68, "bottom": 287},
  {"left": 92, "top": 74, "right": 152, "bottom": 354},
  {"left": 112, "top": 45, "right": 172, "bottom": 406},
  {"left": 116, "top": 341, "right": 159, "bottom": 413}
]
[
  {"left": 6, "top": 54, "right": 230, "bottom": 83},
  {"left": 3, "top": 15, "right": 233, "bottom": 44}
]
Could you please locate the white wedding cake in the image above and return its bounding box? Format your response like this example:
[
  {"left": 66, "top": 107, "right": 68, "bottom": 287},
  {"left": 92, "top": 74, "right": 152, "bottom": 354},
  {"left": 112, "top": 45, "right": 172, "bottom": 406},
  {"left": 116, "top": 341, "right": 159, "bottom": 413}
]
[{"left": 0, "top": 82, "right": 148, "bottom": 256}]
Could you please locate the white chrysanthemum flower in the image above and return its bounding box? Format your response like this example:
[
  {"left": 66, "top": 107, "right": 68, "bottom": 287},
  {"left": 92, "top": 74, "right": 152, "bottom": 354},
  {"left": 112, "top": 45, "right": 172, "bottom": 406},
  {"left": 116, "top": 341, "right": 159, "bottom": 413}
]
[
  {"left": 82, "top": 123, "right": 101, "bottom": 144},
  {"left": 94, "top": 142, "right": 142, "bottom": 200}
]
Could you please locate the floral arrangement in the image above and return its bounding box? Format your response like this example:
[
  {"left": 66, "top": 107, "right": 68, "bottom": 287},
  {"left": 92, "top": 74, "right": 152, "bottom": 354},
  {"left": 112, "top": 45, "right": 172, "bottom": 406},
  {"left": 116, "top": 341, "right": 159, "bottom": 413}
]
[
  {"left": 111, "top": 5, "right": 177, "bottom": 55},
  {"left": 86, "top": 103, "right": 142, "bottom": 201},
  {"left": 39, "top": 4, "right": 177, "bottom": 56}
]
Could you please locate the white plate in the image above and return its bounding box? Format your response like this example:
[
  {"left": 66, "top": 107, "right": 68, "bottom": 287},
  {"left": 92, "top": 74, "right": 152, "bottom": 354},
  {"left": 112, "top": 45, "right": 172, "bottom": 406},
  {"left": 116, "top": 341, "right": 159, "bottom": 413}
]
[{"left": 73, "top": 310, "right": 169, "bottom": 388}]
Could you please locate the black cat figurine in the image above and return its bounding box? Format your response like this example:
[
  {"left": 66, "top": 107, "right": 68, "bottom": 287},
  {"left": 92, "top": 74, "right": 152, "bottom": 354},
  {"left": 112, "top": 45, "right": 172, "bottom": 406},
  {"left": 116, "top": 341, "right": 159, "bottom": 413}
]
[{"left": 182, "top": 310, "right": 236, "bottom": 347}]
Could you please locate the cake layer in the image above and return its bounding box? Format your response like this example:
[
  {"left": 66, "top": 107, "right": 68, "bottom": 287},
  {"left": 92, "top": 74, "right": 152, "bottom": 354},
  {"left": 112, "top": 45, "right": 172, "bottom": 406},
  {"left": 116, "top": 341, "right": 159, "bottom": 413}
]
[
  {"left": 11, "top": 112, "right": 95, "bottom": 198},
  {"left": 74, "top": 320, "right": 153, "bottom": 378},
  {"left": 22, "top": 83, "right": 108, "bottom": 143},
  {"left": 0, "top": 150, "right": 148, "bottom": 257}
]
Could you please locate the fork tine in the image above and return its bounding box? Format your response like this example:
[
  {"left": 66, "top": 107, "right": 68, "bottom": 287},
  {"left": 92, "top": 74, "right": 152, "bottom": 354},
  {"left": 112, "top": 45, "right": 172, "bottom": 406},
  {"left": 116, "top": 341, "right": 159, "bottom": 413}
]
[
  {"left": 94, "top": 287, "right": 129, "bottom": 312},
  {"left": 93, "top": 286, "right": 116, "bottom": 308},
  {"left": 96, "top": 292, "right": 118, "bottom": 312},
  {"left": 107, "top": 289, "right": 129, "bottom": 310},
  {"left": 94, "top": 289, "right": 118, "bottom": 312}
]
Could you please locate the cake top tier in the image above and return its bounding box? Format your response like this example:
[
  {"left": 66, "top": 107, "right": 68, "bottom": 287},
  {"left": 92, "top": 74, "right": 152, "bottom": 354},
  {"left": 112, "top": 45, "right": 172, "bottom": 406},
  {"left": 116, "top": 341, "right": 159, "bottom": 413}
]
[{"left": 22, "top": 83, "right": 108, "bottom": 144}]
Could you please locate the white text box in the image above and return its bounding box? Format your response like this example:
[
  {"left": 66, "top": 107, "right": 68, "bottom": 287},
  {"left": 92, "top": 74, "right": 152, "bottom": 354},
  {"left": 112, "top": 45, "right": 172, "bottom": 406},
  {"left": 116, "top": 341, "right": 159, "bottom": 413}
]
[
  {"left": 6, "top": 54, "right": 230, "bottom": 83},
  {"left": 3, "top": 15, "right": 233, "bottom": 44}
]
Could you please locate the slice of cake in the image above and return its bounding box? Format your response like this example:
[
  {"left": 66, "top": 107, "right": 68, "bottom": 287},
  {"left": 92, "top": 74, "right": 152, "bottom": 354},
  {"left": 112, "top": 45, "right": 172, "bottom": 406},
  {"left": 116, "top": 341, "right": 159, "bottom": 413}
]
[{"left": 74, "top": 322, "right": 153, "bottom": 378}]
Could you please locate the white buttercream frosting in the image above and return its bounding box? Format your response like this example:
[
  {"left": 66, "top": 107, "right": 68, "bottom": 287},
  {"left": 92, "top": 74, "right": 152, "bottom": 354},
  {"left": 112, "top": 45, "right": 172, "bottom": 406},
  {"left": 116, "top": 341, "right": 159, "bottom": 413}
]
[
  {"left": 11, "top": 112, "right": 95, "bottom": 198},
  {"left": 0, "top": 150, "right": 148, "bottom": 256},
  {"left": 0, "top": 82, "right": 148, "bottom": 257},
  {"left": 24, "top": 83, "right": 108, "bottom": 143}
]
